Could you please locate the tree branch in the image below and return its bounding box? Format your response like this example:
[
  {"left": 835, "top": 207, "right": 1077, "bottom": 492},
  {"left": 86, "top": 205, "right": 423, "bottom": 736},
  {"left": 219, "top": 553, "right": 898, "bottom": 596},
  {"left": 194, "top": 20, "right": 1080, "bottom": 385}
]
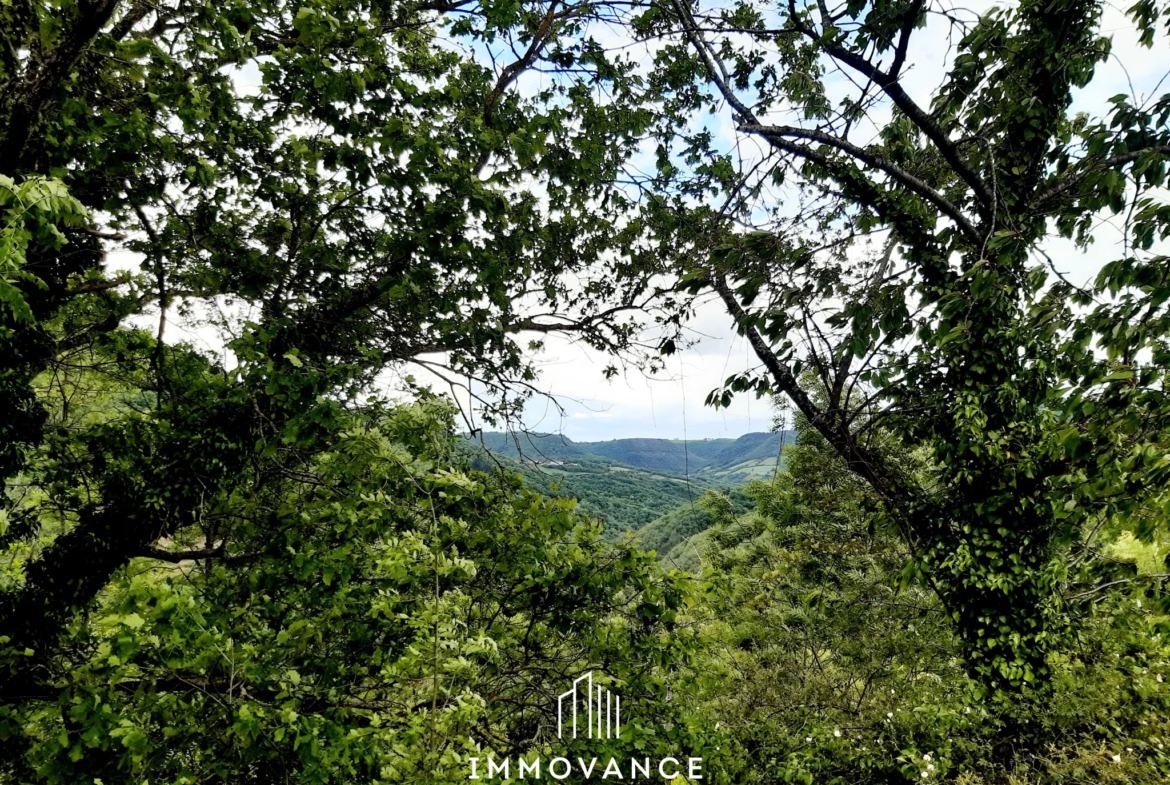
[
  {"left": 65, "top": 274, "right": 132, "bottom": 295},
  {"left": 1031, "top": 144, "right": 1170, "bottom": 211},
  {"left": 670, "top": 0, "right": 979, "bottom": 245},
  {"left": 136, "top": 544, "right": 261, "bottom": 564},
  {"left": 708, "top": 272, "right": 941, "bottom": 614},
  {"left": 888, "top": 0, "right": 925, "bottom": 80},
  {"left": 108, "top": 0, "right": 154, "bottom": 41},
  {"left": 474, "top": 0, "right": 563, "bottom": 173},
  {"left": 791, "top": 8, "right": 996, "bottom": 217},
  {"left": 739, "top": 122, "right": 981, "bottom": 241},
  {"left": 1065, "top": 573, "right": 1170, "bottom": 601}
]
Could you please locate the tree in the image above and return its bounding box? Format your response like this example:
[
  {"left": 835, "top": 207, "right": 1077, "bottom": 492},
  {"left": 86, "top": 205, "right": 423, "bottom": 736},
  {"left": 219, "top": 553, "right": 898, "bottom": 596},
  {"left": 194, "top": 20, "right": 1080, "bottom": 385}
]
[
  {"left": 0, "top": 0, "right": 659, "bottom": 701},
  {"left": 689, "top": 399, "right": 1170, "bottom": 784},
  {"left": 622, "top": 0, "right": 1170, "bottom": 691}
]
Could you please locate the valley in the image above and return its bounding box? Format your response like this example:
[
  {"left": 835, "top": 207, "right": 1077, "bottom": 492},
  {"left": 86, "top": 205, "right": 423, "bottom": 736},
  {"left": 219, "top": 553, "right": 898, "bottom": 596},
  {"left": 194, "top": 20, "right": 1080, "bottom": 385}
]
[{"left": 464, "top": 431, "right": 789, "bottom": 567}]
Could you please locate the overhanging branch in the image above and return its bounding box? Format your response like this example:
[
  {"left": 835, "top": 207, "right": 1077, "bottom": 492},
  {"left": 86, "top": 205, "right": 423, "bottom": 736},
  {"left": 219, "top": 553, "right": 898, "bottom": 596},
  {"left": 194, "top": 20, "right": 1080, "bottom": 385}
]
[
  {"left": 1032, "top": 144, "right": 1170, "bottom": 211},
  {"left": 791, "top": 1, "right": 996, "bottom": 218},
  {"left": 134, "top": 543, "right": 260, "bottom": 564},
  {"left": 738, "top": 122, "right": 982, "bottom": 242}
]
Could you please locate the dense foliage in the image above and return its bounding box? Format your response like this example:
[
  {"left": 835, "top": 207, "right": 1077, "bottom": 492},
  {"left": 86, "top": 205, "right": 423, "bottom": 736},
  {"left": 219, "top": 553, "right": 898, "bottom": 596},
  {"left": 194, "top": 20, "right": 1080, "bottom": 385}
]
[
  {"left": 1, "top": 399, "right": 716, "bottom": 780},
  {"left": 0, "top": 0, "right": 657, "bottom": 706},
  {"left": 3, "top": 0, "right": 1170, "bottom": 782},
  {"left": 691, "top": 413, "right": 1170, "bottom": 784}
]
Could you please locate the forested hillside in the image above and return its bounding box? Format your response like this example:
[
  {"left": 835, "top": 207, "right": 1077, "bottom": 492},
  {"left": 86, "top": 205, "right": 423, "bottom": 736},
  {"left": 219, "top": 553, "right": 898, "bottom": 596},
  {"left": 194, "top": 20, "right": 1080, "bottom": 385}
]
[
  {"left": 469, "top": 430, "right": 792, "bottom": 480},
  {"left": 471, "top": 451, "right": 717, "bottom": 536},
  {"left": 4, "top": 0, "right": 1170, "bottom": 783},
  {"left": 626, "top": 489, "right": 754, "bottom": 571},
  {"left": 462, "top": 431, "right": 783, "bottom": 536}
]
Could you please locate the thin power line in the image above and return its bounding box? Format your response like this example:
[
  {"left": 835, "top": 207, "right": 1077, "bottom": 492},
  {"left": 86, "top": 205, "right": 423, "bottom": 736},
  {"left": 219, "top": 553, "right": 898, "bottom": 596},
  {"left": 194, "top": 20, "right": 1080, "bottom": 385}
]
[{"left": 680, "top": 357, "right": 696, "bottom": 515}]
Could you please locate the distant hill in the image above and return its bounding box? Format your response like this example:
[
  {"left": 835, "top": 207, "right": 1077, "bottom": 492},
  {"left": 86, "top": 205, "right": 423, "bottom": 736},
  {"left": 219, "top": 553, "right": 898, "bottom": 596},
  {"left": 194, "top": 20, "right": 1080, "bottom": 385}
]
[
  {"left": 470, "top": 431, "right": 599, "bottom": 463},
  {"left": 465, "top": 430, "right": 793, "bottom": 482},
  {"left": 586, "top": 438, "right": 712, "bottom": 474},
  {"left": 461, "top": 430, "right": 789, "bottom": 548}
]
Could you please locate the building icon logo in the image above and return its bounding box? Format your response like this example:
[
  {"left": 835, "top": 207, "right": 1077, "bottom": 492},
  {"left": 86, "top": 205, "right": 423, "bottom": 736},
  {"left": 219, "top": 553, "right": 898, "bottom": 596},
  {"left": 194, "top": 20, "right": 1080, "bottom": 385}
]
[
  {"left": 556, "top": 672, "right": 620, "bottom": 739},
  {"left": 468, "top": 674, "right": 705, "bottom": 781}
]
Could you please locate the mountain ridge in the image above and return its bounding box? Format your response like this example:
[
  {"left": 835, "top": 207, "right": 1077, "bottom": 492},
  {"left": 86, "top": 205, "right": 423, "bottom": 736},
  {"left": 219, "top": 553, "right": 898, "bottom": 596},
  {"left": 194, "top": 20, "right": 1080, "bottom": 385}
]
[{"left": 465, "top": 430, "right": 792, "bottom": 479}]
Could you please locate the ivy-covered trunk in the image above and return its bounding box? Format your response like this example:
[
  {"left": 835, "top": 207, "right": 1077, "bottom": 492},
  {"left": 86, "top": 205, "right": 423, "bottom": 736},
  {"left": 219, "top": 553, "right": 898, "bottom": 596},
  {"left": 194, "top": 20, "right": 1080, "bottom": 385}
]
[{"left": 631, "top": 0, "right": 1168, "bottom": 692}]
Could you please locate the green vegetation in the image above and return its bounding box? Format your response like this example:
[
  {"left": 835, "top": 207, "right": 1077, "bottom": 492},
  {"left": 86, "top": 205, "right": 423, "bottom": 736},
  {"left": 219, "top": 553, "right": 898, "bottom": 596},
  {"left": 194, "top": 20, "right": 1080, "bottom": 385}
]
[
  {"left": 500, "top": 455, "right": 715, "bottom": 536},
  {"left": 3, "top": 0, "right": 1170, "bottom": 783},
  {"left": 1, "top": 399, "right": 709, "bottom": 781},
  {"left": 464, "top": 432, "right": 782, "bottom": 535},
  {"left": 628, "top": 488, "right": 752, "bottom": 566},
  {"left": 629, "top": 0, "right": 1170, "bottom": 693},
  {"left": 689, "top": 413, "right": 1170, "bottom": 784},
  {"left": 469, "top": 430, "right": 791, "bottom": 482}
]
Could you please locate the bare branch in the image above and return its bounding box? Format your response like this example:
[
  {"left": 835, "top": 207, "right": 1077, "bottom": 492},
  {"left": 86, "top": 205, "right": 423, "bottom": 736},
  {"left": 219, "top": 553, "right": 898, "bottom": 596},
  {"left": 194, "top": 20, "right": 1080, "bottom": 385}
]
[
  {"left": 134, "top": 544, "right": 260, "bottom": 564},
  {"left": 134, "top": 544, "right": 224, "bottom": 562},
  {"left": 1065, "top": 574, "right": 1170, "bottom": 601},
  {"left": 66, "top": 274, "right": 132, "bottom": 295},
  {"left": 79, "top": 227, "right": 128, "bottom": 240}
]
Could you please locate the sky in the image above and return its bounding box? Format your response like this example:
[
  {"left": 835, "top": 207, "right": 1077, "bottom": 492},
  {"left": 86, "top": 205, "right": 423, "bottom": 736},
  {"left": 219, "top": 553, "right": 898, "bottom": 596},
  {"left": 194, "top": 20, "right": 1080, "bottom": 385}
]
[
  {"left": 109, "top": 0, "right": 1170, "bottom": 443},
  {"left": 471, "top": 296, "right": 784, "bottom": 442}
]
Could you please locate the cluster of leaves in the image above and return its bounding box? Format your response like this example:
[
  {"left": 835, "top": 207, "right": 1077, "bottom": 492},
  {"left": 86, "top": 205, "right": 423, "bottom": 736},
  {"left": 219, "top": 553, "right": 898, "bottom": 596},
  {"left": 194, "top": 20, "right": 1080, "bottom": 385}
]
[{"left": 0, "top": 176, "right": 88, "bottom": 325}]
